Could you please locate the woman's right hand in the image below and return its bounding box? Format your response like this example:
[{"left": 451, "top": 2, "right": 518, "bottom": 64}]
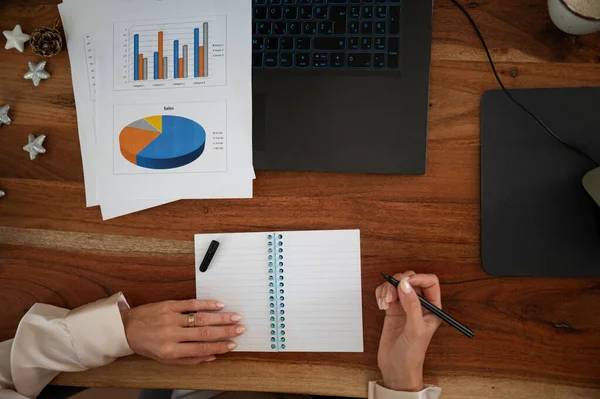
[
  {"left": 375, "top": 272, "right": 442, "bottom": 391},
  {"left": 120, "top": 299, "right": 245, "bottom": 365}
]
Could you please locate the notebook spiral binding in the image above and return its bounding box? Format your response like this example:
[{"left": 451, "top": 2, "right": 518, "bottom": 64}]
[{"left": 268, "top": 233, "right": 286, "bottom": 350}]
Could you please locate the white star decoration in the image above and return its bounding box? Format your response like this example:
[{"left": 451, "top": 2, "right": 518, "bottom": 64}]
[
  {"left": 3, "top": 24, "right": 30, "bottom": 52},
  {"left": 24, "top": 61, "right": 50, "bottom": 87},
  {"left": 23, "top": 134, "right": 46, "bottom": 160},
  {"left": 0, "top": 104, "right": 10, "bottom": 127}
]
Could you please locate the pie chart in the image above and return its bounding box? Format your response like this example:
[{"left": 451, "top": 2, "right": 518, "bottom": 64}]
[{"left": 119, "top": 115, "right": 206, "bottom": 169}]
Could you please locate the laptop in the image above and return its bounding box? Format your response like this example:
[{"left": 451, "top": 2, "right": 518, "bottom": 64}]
[{"left": 252, "top": 0, "right": 434, "bottom": 175}]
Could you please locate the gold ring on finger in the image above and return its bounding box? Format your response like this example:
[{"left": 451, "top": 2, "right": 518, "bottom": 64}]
[{"left": 187, "top": 313, "right": 195, "bottom": 328}]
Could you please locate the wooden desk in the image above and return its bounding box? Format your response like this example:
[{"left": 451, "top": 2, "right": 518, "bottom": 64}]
[{"left": 1, "top": 0, "right": 599, "bottom": 397}]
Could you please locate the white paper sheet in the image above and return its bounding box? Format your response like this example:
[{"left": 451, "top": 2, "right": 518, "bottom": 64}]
[
  {"left": 195, "top": 230, "right": 364, "bottom": 353},
  {"left": 59, "top": 1, "right": 177, "bottom": 219},
  {"left": 93, "top": 0, "right": 254, "bottom": 202},
  {"left": 59, "top": 0, "right": 254, "bottom": 219},
  {"left": 59, "top": 2, "right": 99, "bottom": 205}
]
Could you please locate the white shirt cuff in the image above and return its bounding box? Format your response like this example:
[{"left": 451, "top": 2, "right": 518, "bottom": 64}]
[
  {"left": 65, "top": 292, "right": 134, "bottom": 368},
  {"left": 369, "top": 381, "right": 442, "bottom": 399}
]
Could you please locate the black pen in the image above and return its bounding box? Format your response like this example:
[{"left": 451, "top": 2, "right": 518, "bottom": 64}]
[
  {"left": 381, "top": 273, "right": 475, "bottom": 338},
  {"left": 199, "top": 240, "right": 220, "bottom": 272}
]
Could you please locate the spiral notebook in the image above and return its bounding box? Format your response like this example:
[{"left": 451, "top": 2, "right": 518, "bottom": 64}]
[{"left": 195, "top": 229, "right": 363, "bottom": 352}]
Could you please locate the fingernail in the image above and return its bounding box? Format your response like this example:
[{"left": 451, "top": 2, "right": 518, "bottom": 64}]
[
  {"left": 228, "top": 342, "right": 238, "bottom": 350},
  {"left": 382, "top": 300, "right": 389, "bottom": 310},
  {"left": 377, "top": 298, "right": 383, "bottom": 310},
  {"left": 235, "top": 325, "right": 247, "bottom": 334},
  {"left": 216, "top": 302, "right": 225, "bottom": 309},
  {"left": 206, "top": 356, "right": 217, "bottom": 362},
  {"left": 231, "top": 314, "right": 242, "bottom": 322},
  {"left": 385, "top": 292, "right": 393, "bottom": 303},
  {"left": 400, "top": 277, "right": 412, "bottom": 294}
]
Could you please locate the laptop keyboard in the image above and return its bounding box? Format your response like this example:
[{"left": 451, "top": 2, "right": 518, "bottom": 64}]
[{"left": 253, "top": 0, "right": 403, "bottom": 70}]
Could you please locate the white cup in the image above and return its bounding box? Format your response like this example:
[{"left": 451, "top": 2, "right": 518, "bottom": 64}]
[{"left": 548, "top": 0, "right": 600, "bottom": 35}]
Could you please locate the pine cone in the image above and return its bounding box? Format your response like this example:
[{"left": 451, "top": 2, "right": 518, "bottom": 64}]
[{"left": 30, "top": 27, "right": 63, "bottom": 57}]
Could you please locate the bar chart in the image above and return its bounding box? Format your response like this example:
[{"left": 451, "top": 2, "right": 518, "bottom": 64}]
[{"left": 114, "top": 18, "right": 227, "bottom": 90}]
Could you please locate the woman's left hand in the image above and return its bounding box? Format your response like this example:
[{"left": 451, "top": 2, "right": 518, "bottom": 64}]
[{"left": 120, "top": 299, "right": 245, "bottom": 365}]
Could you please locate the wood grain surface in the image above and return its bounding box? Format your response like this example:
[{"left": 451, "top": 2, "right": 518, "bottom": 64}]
[{"left": 1, "top": 0, "right": 600, "bottom": 398}]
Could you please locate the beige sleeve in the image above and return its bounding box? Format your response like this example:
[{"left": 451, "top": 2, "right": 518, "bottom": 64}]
[
  {"left": 0, "top": 293, "right": 134, "bottom": 399},
  {"left": 368, "top": 381, "right": 442, "bottom": 399}
]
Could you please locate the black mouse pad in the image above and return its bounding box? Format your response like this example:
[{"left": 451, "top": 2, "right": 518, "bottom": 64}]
[{"left": 481, "top": 88, "right": 600, "bottom": 277}]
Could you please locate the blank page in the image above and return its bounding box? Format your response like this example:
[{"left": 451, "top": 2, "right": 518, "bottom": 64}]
[
  {"left": 195, "top": 232, "right": 273, "bottom": 352},
  {"left": 279, "top": 230, "right": 363, "bottom": 352}
]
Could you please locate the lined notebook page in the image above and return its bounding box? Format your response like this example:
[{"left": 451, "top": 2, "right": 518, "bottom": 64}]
[
  {"left": 195, "top": 232, "right": 273, "bottom": 352},
  {"left": 280, "top": 230, "right": 363, "bottom": 352},
  {"left": 195, "top": 229, "right": 363, "bottom": 352}
]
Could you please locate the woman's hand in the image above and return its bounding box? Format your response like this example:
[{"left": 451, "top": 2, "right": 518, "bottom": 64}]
[
  {"left": 375, "top": 271, "right": 442, "bottom": 392},
  {"left": 120, "top": 299, "right": 245, "bottom": 365}
]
